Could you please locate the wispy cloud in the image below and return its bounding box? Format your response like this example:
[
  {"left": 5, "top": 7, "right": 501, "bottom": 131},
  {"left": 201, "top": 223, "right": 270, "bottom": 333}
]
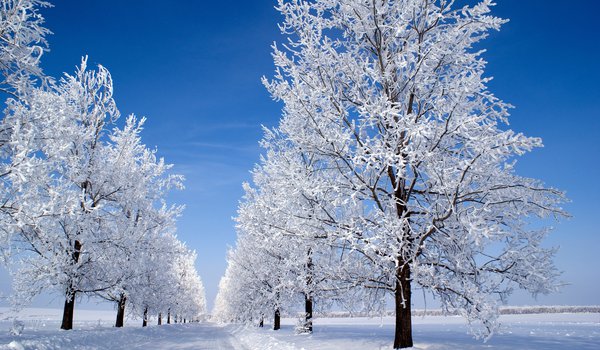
[
  {"left": 186, "top": 141, "right": 260, "bottom": 153},
  {"left": 196, "top": 122, "right": 262, "bottom": 132}
]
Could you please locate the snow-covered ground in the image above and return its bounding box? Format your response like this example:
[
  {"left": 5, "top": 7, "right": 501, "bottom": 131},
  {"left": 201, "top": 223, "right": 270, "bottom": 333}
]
[
  {"left": 0, "top": 308, "right": 244, "bottom": 350},
  {"left": 235, "top": 313, "right": 600, "bottom": 350},
  {"left": 1, "top": 308, "right": 598, "bottom": 349}
]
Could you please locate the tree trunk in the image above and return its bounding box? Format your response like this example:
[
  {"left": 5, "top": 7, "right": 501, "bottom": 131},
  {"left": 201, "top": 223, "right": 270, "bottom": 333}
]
[
  {"left": 60, "top": 289, "right": 76, "bottom": 330},
  {"left": 393, "top": 262, "right": 413, "bottom": 349},
  {"left": 167, "top": 309, "right": 171, "bottom": 324},
  {"left": 115, "top": 294, "right": 126, "bottom": 327},
  {"left": 183, "top": 318, "right": 186, "bottom": 324},
  {"left": 305, "top": 249, "right": 314, "bottom": 333},
  {"left": 273, "top": 309, "right": 281, "bottom": 330},
  {"left": 61, "top": 240, "right": 82, "bottom": 330},
  {"left": 259, "top": 315, "right": 264, "bottom": 328},
  {"left": 158, "top": 312, "right": 162, "bottom": 325},
  {"left": 305, "top": 294, "right": 313, "bottom": 333},
  {"left": 142, "top": 307, "right": 148, "bottom": 327}
]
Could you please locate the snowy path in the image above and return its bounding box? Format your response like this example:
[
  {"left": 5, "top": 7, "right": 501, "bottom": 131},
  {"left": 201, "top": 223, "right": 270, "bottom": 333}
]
[{"left": 122, "top": 323, "right": 247, "bottom": 350}]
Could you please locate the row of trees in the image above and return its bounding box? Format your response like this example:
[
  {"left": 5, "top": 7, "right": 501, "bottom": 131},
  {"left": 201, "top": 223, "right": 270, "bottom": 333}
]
[
  {"left": 215, "top": 0, "right": 567, "bottom": 349},
  {"left": 0, "top": 0, "right": 205, "bottom": 329}
]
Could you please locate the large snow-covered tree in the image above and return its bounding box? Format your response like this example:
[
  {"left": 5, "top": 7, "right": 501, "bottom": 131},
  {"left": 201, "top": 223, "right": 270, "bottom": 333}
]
[
  {"left": 0, "top": 0, "right": 205, "bottom": 331},
  {"left": 6, "top": 58, "right": 124, "bottom": 330},
  {"left": 262, "top": 0, "right": 567, "bottom": 348},
  {"left": 3, "top": 58, "right": 198, "bottom": 330}
]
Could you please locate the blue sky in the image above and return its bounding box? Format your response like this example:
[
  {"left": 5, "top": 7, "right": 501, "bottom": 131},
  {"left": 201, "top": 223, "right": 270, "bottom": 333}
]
[{"left": 2, "top": 0, "right": 599, "bottom": 311}]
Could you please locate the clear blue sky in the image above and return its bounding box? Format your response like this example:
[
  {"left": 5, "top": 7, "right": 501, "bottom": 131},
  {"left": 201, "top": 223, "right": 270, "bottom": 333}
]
[{"left": 2, "top": 0, "right": 599, "bottom": 311}]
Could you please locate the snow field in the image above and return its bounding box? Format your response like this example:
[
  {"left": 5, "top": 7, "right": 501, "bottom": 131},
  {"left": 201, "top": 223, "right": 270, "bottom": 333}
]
[
  {"left": 236, "top": 313, "right": 600, "bottom": 350},
  {"left": 1, "top": 309, "right": 598, "bottom": 349}
]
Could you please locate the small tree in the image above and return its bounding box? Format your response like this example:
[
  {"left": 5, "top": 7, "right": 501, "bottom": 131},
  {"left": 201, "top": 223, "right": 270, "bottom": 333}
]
[
  {"left": 215, "top": 234, "right": 287, "bottom": 327},
  {"left": 264, "top": 0, "right": 567, "bottom": 348},
  {"left": 233, "top": 132, "right": 357, "bottom": 332}
]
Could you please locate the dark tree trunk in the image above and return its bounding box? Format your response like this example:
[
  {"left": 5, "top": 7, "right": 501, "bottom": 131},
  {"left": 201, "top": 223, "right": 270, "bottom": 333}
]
[
  {"left": 60, "top": 289, "right": 76, "bottom": 330},
  {"left": 304, "top": 249, "right": 314, "bottom": 333},
  {"left": 61, "top": 240, "right": 82, "bottom": 330},
  {"left": 259, "top": 316, "right": 264, "bottom": 328},
  {"left": 158, "top": 312, "right": 162, "bottom": 325},
  {"left": 142, "top": 307, "right": 148, "bottom": 327},
  {"left": 174, "top": 314, "right": 178, "bottom": 324},
  {"left": 183, "top": 318, "right": 186, "bottom": 324},
  {"left": 167, "top": 309, "right": 171, "bottom": 324},
  {"left": 385, "top": 92, "right": 414, "bottom": 350},
  {"left": 393, "top": 262, "right": 413, "bottom": 349},
  {"left": 305, "top": 294, "right": 313, "bottom": 333},
  {"left": 115, "top": 294, "right": 126, "bottom": 327},
  {"left": 273, "top": 309, "right": 281, "bottom": 330}
]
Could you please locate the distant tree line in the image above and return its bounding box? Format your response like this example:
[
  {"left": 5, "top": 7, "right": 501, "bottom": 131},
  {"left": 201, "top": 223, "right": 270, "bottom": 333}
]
[{"left": 317, "top": 306, "right": 600, "bottom": 318}]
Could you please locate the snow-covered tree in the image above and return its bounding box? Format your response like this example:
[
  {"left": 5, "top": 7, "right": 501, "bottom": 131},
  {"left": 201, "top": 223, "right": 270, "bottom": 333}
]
[
  {"left": 215, "top": 233, "right": 287, "bottom": 327},
  {"left": 0, "top": 0, "right": 205, "bottom": 332},
  {"left": 169, "top": 246, "right": 206, "bottom": 322},
  {"left": 104, "top": 221, "right": 183, "bottom": 328},
  {"left": 213, "top": 268, "right": 235, "bottom": 322},
  {"left": 3, "top": 58, "right": 200, "bottom": 330},
  {"left": 0, "top": 0, "right": 51, "bottom": 96},
  {"left": 0, "top": 0, "right": 51, "bottom": 255},
  {"left": 261, "top": 0, "right": 568, "bottom": 348},
  {"left": 87, "top": 115, "right": 186, "bottom": 327},
  {"left": 4, "top": 59, "right": 117, "bottom": 328},
  {"left": 236, "top": 140, "right": 329, "bottom": 331},
  {"left": 128, "top": 233, "right": 206, "bottom": 326},
  {"left": 220, "top": 131, "right": 361, "bottom": 332},
  {"left": 4, "top": 59, "right": 205, "bottom": 329}
]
